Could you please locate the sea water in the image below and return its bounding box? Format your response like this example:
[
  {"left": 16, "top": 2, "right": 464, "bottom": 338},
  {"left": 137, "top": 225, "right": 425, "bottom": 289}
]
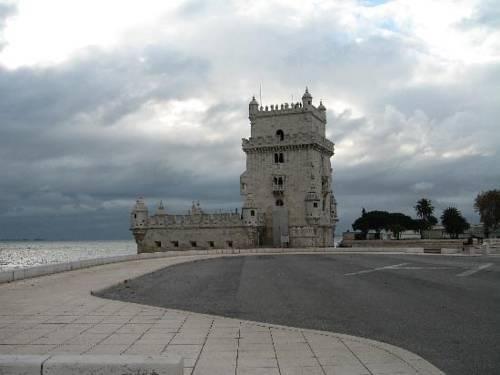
[{"left": 0, "top": 240, "right": 136, "bottom": 271}]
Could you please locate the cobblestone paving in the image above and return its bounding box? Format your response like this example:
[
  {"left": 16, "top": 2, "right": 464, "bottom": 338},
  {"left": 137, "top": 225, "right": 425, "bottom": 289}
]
[{"left": 0, "top": 254, "right": 444, "bottom": 374}]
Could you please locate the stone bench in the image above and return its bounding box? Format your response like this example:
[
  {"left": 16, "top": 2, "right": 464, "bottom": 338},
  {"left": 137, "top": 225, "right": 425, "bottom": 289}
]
[{"left": 0, "top": 354, "right": 183, "bottom": 375}]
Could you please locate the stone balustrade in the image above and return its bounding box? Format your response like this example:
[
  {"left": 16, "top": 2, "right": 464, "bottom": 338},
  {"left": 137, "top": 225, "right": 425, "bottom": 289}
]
[
  {"left": 242, "top": 132, "right": 334, "bottom": 155},
  {"left": 148, "top": 212, "right": 264, "bottom": 228}
]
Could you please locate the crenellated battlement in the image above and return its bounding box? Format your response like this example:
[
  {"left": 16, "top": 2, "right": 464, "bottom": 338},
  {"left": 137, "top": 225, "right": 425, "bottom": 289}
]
[
  {"left": 248, "top": 87, "right": 326, "bottom": 123},
  {"left": 242, "top": 132, "right": 334, "bottom": 155},
  {"left": 250, "top": 102, "right": 326, "bottom": 121},
  {"left": 258, "top": 102, "right": 305, "bottom": 113}
]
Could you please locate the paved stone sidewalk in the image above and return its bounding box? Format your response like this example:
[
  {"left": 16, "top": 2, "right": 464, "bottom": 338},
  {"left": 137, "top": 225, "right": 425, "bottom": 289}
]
[{"left": 0, "top": 254, "right": 444, "bottom": 374}]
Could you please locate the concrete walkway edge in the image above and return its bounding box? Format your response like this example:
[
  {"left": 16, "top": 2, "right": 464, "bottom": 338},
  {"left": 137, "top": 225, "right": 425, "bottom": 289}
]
[{"left": 0, "top": 353, "right": 183, "bottom": 374}]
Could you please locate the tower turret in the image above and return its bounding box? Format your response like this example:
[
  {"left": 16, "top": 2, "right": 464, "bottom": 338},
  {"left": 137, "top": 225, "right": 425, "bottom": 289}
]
[
  {"left": 302, "top": 87, "right": 313, "bottom": 109},
  {"left": 242, "top": 194, "right": 259, "bottom": 226},
  {"left": 130, "top": 197, "right": 149, "bottom": 245},
  {"left": 156, "top": 200, "right": 166, "bottom": 215},
  {"left": 249, "top": 96, "right": 259, "bottom": 116},
  {"left": 131, "top": 197, "right": 149, "bottom": 229},
  {"left": 190, "top": 200, "right": 203, "bottom": 215}
]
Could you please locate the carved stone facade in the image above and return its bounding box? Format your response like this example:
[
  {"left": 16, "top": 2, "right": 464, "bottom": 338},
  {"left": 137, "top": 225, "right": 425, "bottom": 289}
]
[{"left": 131, "top": 88, "right": 338, "bottom": 252}]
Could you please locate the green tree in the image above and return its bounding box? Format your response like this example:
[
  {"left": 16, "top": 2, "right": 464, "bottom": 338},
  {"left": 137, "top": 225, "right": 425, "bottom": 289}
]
[
  {"left": 352, "top": 210, "right": 388, "bottom": 239},
  {"left": 388, "top": 212, "right": 418, "bottom": 239},
  {"left": 352, "top": 210, "right": 418, "bottom": 240},
  {"left": 414, "top": 198, "right": 437, "bottom": 238},
  {"left": 441, "top": 207, "right": 469, "bottom": 239},
  {"left": 414, "top": 216, "right": 438, "bottom": 235},
  {"left": 474, "top": 190, "right": 500, "bottom": 238}
]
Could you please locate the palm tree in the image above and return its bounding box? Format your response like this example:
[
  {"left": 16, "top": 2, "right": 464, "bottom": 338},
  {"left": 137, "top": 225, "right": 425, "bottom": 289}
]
[
  {"left": 414, "top": 198, "right": 437, "bottom": 238},
  {"left": 415, "top": 198, "right": 434, "bottom": 220}
]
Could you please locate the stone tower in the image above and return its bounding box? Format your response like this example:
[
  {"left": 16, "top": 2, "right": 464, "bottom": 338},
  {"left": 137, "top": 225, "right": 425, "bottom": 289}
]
[
  {"left": 241, "top": 88, "right": 338, "bottom": 247},
  {"left": 130, "top": 197, "right": 149, "bottom": 244}
]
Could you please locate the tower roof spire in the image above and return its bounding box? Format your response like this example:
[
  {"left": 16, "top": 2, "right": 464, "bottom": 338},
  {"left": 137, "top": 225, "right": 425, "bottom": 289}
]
[{"left": 302, "top": 86, "right": 312, "bottom": 100}]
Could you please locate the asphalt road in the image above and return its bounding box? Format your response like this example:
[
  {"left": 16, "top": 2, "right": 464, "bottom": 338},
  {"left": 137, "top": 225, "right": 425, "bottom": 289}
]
[{"left": 98, "top": 254, "right": 500, "bottom": 375}]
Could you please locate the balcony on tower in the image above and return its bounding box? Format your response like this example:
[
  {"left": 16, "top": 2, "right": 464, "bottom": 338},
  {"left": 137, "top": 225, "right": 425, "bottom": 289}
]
[{"left": 272, "top": 176, "right": 285, "bottom": 194}]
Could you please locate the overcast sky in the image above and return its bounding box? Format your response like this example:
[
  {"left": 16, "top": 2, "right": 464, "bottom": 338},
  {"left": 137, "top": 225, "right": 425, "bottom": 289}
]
[{"left": 0, "top": 0, "right": 499, "bottom": 240}]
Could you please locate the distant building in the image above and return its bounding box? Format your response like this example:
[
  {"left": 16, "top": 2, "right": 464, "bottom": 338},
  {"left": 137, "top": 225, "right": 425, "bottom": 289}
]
[
  {"left": 423, "top": 224, "right": 499, "bottom": 239},
  {"left": 130, "top": 88, "right": 338, "bottom": 252}
]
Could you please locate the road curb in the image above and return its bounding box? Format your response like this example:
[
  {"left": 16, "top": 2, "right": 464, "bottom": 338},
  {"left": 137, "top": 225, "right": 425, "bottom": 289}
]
[{"left": 0, "top": 354, "right": 183, "bottom": 375}]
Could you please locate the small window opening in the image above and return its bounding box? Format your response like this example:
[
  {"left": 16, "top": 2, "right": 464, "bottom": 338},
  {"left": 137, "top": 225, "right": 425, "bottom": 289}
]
[
  {"left": 278, "top": 177, "right": 283, "bottom": 185},
  {"left": 308, "top": 100, "right": 311, "bottom": 105},
  {"left": 209, "top": 241, "right": 215, "bottom": 248},
  {"left": 276, "top": 199, "right": 284, "bottom": 206},
  {"left": 190, "top": 241, "right": 197, "bottom": 247},
  {"left": 171, "top": 241, "right": 179, "bottom": 247},
  {"left": 134, "top": 214, "right": 137, "bottom": 218},
  {"left": 226, "top": 240, "right": 233, "bottom": 248},
  {"left": 279, "top": 153, "right": 284, "bottom": 163},
  {"left": 276, "top": 129, "right": 284, "bottom": 141},
  {"left": 154, "top": 241, "right": 161, "bottom": 248},
  {"left": 274, "top": 153, "right": 279, "bottom": 163},
  {"left": 313, "top": 202, "right": 318, "bottom": 208},
  {"left": 250, "top": 210, "right": 255, "bottom": 216}
]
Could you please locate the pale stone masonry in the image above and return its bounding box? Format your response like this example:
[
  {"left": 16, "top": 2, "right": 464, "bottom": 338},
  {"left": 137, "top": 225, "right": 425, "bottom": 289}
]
[{"left": 131, "top": 88, "right": 338, "bottom": 252}]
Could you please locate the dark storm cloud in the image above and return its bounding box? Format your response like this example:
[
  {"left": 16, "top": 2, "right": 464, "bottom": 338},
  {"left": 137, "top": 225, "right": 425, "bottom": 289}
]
[
  {"left": 0, "top": 46, "right": 208, "bottom": 132},
  {"left": 336, "top": 152, "right": 500, "bottom": 233},
  {"left": 0, "top": 41, "right": 216, "bottom": 239}
]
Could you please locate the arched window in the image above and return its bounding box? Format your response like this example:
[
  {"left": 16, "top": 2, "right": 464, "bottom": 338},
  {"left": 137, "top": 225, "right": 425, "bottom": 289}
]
[
  {"left": 276, "top": 129, "right": 284, "bottom": 141},
  {"left": 273, "top": 177, "right": 278, "bottom": 184},
  {"left": 276, "top": 199, "right": 284, "bottom": 206},
  {"left": 250, "top": 210, "right": 255, "bottom": 216},
  {"left": 278, "top": 177, "right": 283, "bottom": 185},
  {"left": 274, "top": 153, "right": 279, "bottom": 163}
]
